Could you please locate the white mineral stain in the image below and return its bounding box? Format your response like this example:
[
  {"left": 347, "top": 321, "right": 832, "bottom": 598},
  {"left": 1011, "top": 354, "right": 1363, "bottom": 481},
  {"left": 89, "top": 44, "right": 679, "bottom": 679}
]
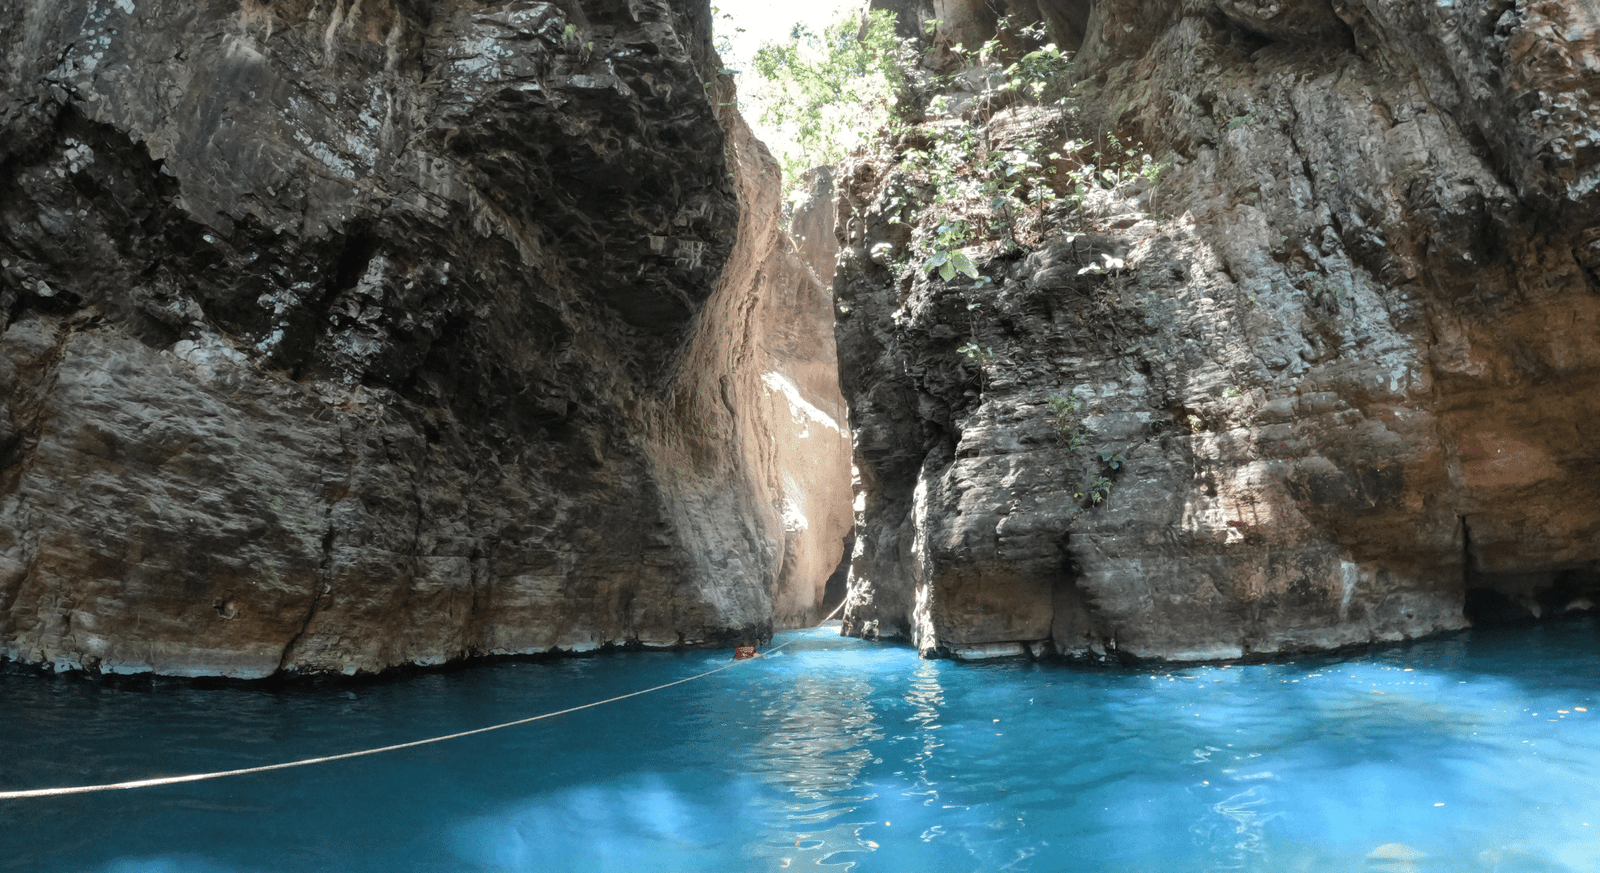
[{"left": 762, "top": 371, "right": 840, "bottom": 434}]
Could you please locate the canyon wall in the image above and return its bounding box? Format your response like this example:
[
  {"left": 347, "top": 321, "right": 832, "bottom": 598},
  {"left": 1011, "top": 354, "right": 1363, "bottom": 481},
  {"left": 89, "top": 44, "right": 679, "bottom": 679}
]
[
  {"left": 0, "top": 0, "right": 851, "bottom": 678},
  {"left": 838, "top": 0, "right": 1600, "bottom": 660}
]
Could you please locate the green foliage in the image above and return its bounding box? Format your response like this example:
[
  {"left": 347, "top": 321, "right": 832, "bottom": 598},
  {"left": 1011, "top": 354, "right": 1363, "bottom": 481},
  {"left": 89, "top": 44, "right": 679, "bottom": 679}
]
[
  {"left": 895, "top": 125, "right": 1059, "bottom": 277},
  {"left": 886, "top": 106, "right": 1160, "bottom": 289},
  {"left": 995, "top": 23, "right": 1075, "bottom": 102},
  {"left": 922, "top": 219, "right": 978, "bottom": 279},
  {"left": 744, "top": 8, "right": 1164, "bottom": 255},
  {"left": 909, "top": 20, "right": 1073, "bottom": 108},
  {"left": 750, "top": 10, "right": 913, "bottom": 192},
  {"left": 1046, "top": 394, "right": 1086, "bottom": 452},
  {"left": 925, "top": 248, "right": 978, "bottom": 281},
  {"left": 1047, "top": 393, "right": 1080, "bottom": 419},
  {"left": 1049, "top": 397, "right": 1124, "bottom": 512},
  {"left": 710, "top": 5, "right": 743, "bottom": 61},
  {"left": 957, "top": 340, "right": 994, "bottom": 364},
  {"left": 1047, "top": 393, "right": 1079, "bottom": 416}
]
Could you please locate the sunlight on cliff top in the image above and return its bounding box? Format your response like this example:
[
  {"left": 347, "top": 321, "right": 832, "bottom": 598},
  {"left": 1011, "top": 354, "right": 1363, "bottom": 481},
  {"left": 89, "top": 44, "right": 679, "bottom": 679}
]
[
  {"left": 713, "top": 0, "right": 861, "bottom": 74},
  {"left": 712, "top": 0, "right": 862, "bottom": 180}
]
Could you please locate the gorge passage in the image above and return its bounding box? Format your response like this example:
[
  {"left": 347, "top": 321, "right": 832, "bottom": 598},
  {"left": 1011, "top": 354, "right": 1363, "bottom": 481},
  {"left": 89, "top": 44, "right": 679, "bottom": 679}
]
[{"left": 2, "top": 0, "right": 1600, "bottom": 677}]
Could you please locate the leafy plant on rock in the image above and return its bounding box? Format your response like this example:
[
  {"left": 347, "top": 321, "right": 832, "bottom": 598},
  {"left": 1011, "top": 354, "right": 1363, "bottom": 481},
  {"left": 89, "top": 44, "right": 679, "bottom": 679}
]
[
  {"left": 745, "top": 6, "right": 1166, "bottom": 274},
  {"left": 998, "top": 23, "right": 1076, "bottom": 102},
  {"left": 923, "top": 219, "right": 979, "bottom": 280},
  {"left": 1047, "top": 393, "right": 1087, "bottom": 453},
  {"left": 958, "top": 340, "right": 993, "bottom": 363}
]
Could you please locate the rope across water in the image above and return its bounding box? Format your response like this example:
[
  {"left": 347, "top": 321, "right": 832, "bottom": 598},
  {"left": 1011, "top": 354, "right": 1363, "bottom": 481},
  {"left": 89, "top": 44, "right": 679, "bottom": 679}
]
[{"left": 0, "top": 604, "right": 846, "bottom": 801}]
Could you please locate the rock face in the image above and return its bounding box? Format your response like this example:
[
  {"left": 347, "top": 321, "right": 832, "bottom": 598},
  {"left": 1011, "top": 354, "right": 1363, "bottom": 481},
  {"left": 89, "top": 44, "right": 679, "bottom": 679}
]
[
  {"left": 0, "top": 0, "right": 851, "bottom": 677},
  {"left": 837, "top": 0, "right": 1600, "bottom": 661}
]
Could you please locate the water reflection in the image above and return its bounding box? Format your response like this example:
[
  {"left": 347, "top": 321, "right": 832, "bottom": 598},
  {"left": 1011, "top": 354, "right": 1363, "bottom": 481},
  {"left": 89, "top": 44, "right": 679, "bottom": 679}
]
[
  {"left": 901, "top": 659, "right": 946, "bottom": 797},
  {"left": 6, "top": 619, "right": 1600, "bottom": 873},
  {"left": 754, "top": 672, "right": 879, "bottom": 804},
  {"left": 451, "top": 774, "right": 762, "bottom": 872},
  {"left": 1205, "top": 784, "right": 1273, "bottom": 869},
  {"left": 747, "top": 633, "right": 919, "bottom": 869}
]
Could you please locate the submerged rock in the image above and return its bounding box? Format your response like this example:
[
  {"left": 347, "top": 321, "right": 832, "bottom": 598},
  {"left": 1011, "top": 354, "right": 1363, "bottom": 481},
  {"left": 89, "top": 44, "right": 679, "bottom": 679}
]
[
  {"left": 837, "top": 0, "right": 1600, "bottom": 660},
  {"left": 0, "top": 0, "right": 851, "bottom": 677}
]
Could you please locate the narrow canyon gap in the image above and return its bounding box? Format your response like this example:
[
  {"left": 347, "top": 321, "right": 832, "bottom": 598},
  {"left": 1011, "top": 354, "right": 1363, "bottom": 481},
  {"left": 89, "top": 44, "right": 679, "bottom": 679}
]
[
  {"left": 4, "top": 0, "right": 1600, "bottom": 678},
  {"left": 0, "top": 0, "right": 853, "bottom": 678}
]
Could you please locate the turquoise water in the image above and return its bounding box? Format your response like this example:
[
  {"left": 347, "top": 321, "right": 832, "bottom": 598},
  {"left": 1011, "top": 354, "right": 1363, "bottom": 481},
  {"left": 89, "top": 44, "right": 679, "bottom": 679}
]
[{"left": 3, "top": 619, "right": 1600, "bottom": 872}]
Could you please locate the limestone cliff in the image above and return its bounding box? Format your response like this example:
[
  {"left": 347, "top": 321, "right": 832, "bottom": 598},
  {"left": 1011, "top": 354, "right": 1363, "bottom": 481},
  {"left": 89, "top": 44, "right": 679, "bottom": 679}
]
[
  {"left": 837, "top": 0, "right": 1600, "bottom": 660},
  {"left": 0, "top": 0, "right": 851, "bottom": 678}
]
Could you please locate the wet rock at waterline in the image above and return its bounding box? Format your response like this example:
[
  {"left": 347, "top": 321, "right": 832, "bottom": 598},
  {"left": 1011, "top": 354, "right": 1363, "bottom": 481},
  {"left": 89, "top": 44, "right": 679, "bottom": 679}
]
[
  {"left": 837, "top": 0, "right": 1600, "bottom": 661},
  {"left": 0, "top": 0, "right": 852, "bottom": 678}
]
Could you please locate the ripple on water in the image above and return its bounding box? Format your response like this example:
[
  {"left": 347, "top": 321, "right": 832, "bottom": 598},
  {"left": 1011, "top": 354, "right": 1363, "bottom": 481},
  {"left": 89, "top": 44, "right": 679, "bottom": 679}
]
[{"left": 3, "top": 619, "right": 1600, "bottom": 872}]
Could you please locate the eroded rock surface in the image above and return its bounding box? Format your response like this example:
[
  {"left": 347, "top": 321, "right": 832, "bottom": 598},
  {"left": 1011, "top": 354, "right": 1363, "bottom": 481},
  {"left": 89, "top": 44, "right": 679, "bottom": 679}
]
[
  {"left": 0, "top": 0, "right": 851, "bottom": 677},
  {"left": 838, "top": 0, "right": 1600, "bottom": 661}
]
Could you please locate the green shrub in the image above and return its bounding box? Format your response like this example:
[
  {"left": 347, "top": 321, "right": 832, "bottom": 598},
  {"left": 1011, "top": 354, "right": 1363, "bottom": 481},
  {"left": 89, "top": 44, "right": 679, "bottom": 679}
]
[
  {"left": 1047, "top": 394, "right": 1085, "bottom": 451},
  {"left": 749, "top": 10, "right": 913, "bottom": 195}
]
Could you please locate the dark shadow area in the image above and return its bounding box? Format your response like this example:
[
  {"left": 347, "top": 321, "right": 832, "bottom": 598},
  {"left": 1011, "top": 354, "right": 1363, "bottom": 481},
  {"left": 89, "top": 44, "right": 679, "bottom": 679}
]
[
  {"left": 819, "top": 531, "right": 854, "bottom": 619},
  {"left": 1464, "top": 565, "right": 1600, "bottom": 627}
]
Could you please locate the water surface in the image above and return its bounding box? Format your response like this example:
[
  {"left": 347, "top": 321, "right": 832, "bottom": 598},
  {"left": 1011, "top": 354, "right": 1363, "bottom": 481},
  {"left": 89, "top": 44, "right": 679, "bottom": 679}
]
[{"left": 3, "top": 619, "right": 1599, "bottom": 872}]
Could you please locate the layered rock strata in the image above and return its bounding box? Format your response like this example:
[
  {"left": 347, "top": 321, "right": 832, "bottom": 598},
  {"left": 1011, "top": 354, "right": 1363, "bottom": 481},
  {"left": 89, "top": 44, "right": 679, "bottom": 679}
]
[
  {"left": 838, "top": 0, "right": 1600, "bottom": 660},
  {"left": 0, "top": 0, "right": 851, "bottom": 677}
]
